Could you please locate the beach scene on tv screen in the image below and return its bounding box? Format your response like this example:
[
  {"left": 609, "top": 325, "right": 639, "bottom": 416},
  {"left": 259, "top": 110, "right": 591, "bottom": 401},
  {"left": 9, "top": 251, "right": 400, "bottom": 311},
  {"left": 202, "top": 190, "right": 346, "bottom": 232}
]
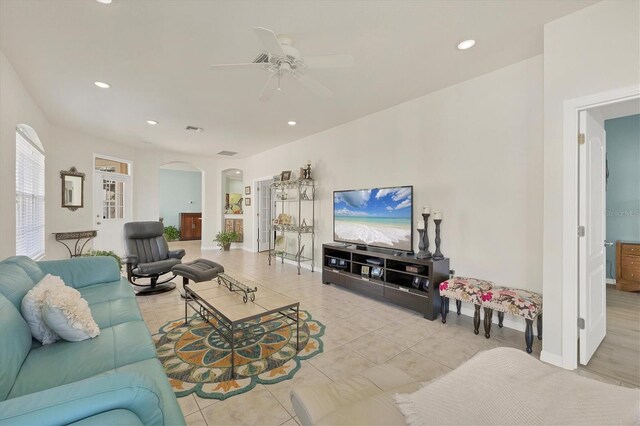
[{"left": 334, "top": 187, "right": 412, "bottom": 251}]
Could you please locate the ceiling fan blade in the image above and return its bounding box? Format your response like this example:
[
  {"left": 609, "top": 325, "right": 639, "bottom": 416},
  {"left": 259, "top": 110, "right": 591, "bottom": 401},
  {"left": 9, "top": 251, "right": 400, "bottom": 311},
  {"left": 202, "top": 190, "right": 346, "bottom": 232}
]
[
  {"left": 253, "top": 27, "right": 286, "bottom": 57},
  {"left": 295, "top": 74, "right": 333, "bottom": 98},
  {"left": 209, "top": 63, "right": 266, "bottom": 70},
  {"left": 304, "top": 54, "right": 354, "bottom": 69},
  {"left": 258, "top": 73, "right": 276, "bottom": 101}
]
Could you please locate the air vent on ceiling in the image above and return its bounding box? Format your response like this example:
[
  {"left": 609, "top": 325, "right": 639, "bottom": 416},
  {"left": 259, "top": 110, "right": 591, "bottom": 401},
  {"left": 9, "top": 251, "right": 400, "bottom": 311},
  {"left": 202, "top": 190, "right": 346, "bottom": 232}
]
[
  {"left": 217, "top": 150, "right": 238, "bottom": 156},
  {"left": 185, "top": 126, "right": 204, "bottom": 133},
  {"left": 252, "top": 53, "right": 269, "bottom": 64}
]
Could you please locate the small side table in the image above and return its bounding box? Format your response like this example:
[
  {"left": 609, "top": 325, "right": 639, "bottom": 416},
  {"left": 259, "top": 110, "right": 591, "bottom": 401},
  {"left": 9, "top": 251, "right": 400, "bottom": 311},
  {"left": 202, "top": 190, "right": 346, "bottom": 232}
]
[{"left": 53, "top": 230, "right": 97, "bottom": 258}]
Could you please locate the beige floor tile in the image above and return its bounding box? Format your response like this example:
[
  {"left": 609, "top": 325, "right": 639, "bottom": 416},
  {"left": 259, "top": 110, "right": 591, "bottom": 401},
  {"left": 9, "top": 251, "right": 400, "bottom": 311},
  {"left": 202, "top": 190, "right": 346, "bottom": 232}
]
[
  {"left": 373, "top": 321, "right": 437, "bottom": 347},
  {"left": 264, "top": 361, "right": 333, "bottom": 416},
  {"left": 308, "top": 346, "right": 376, "bottom": 381},
  {"left": 200, "top": 385, "right": 291, "bottom": 426},
  {"left": 386, "top": 349, "right": 451, "bottom": 382},
  {"left": 177, "top": 394, "right": 200, "bottom": 416},
  {"left": 410, "top": 333, "right": 481, "bottom": 369},
  {"left": 184, "top": 411, "right": 207, "bottom": 426},
  {"left": 347, "top": 332, "right": 404, "bottom": 364},
  {"left": 193, "top": 394, "right": 218, "bottom": 410},
  {"left": 280, "top": 417, "right": 299, "bottom": 426}
]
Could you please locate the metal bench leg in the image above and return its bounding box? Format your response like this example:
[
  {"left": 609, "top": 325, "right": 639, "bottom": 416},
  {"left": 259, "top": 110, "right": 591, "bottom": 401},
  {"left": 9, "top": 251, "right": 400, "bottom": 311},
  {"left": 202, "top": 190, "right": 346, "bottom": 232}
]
[
  {"left": 537, "top": 314, "right": 542, "bottom": 340},
  {"left": 441, "top": 297, "right": 449, "bottom": 323},
  {"left": 483, "top": 307, "right": 493, "bottom": 339},
  {"left": 525, "top": 319, "right": 534, "bottom": 353},
  {"left": 456, "top": 300, "right": 462, "bottom": 315},
  {"left": 473, "top": 305, "right": 481, "bottom": 335}
]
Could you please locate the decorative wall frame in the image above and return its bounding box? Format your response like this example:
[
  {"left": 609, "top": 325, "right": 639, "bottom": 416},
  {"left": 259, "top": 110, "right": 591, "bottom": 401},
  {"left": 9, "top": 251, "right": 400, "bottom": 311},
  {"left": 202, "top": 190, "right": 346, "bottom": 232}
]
[
  {"left": 245, "top": 186, "right": 251, "bottom": 195},
  {"left": 60, "top": 167, "right": 85, "bottom": 211},
  {"left": 245, "top": 197, "right": 251, "bottom": 206}
]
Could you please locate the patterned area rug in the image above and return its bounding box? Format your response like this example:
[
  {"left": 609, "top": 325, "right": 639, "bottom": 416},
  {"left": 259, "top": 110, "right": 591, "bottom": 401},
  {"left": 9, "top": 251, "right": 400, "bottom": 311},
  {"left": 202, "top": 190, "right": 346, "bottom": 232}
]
[{"left": 153, "top": 310, "right": 324, "bottom": 400}]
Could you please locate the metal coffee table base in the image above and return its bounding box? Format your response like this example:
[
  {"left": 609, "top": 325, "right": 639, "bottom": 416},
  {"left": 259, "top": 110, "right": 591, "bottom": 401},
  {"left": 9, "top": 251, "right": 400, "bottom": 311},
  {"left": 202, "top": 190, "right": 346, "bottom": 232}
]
[{"left": 184, "top": 284, "right": 300, "bottom": 379}]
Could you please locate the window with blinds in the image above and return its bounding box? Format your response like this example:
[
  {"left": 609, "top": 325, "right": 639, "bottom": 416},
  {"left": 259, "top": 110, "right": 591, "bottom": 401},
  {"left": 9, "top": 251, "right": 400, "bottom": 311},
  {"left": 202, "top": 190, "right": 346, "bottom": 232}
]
[{"left": 16, "top": 130, "right": 45, "bottom": 259}]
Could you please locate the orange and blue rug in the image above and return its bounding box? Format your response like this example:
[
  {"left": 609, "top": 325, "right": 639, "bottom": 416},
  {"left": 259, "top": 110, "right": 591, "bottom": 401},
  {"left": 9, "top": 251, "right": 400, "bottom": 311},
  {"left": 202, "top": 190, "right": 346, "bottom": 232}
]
[{"left": 153, "top": 310, "right": 324, "bottom": 400}]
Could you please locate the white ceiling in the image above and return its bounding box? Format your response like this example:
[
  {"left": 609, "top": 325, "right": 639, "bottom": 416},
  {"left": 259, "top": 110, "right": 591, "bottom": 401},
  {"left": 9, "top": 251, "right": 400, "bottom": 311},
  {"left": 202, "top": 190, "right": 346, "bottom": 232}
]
[{"left": 0, "top": 0, "right": 596, "bottom": 158}]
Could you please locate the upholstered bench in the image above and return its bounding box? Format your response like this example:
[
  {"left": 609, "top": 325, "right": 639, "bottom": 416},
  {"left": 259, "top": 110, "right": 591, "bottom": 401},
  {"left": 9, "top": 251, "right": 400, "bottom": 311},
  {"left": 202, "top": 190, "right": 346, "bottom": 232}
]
[
  {"left": 171, "top": 258, "right": 225, "bottom": 297},
  {"left": 480, "top": 287, "right": 542, "bottom": 353},
  {"left": 439, "top": 277, "right": 494, "bottom": 335}
]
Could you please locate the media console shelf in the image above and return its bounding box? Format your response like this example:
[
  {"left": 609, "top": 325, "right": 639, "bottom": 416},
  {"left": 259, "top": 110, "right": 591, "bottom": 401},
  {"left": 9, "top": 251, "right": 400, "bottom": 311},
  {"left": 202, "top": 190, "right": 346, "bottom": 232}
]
[{"left": 322, "top": 243, "right": 449, "bottom": 320}]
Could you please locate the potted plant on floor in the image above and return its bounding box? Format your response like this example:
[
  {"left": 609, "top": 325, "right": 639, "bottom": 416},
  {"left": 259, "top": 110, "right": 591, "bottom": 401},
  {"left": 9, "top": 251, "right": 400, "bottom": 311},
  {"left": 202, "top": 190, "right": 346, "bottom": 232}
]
[{"left": 214, "top": 230, "right": 239, "bottom": 251}]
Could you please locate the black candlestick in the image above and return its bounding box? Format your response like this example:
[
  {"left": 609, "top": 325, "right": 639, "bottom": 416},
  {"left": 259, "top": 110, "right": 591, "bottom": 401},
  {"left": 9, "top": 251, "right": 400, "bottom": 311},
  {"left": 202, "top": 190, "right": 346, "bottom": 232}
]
[
  {"left": 433, "top": 218, "right": 444, "bottom": 260},
  {"left": 422, "top": 213, "right": 432, "bottom": 258}
]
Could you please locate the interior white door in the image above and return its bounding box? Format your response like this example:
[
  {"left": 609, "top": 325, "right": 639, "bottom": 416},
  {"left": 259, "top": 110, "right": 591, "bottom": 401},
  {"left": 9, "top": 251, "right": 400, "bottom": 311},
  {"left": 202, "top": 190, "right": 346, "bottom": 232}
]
[
  {"left": 257, "top": 179, "right": 273, "bottom": 252},
  {"left": 578, "top": 109, "right": 607, "bottom": 365},
  {"left": 93, "top": 172, "right": 132, "bottom": 255}
]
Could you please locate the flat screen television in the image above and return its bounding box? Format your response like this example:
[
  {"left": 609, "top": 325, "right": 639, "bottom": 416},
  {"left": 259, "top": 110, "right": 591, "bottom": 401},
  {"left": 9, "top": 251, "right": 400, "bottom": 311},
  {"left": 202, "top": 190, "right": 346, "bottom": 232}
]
[{"left": 333, "top": 185, "right": 413, "bottom": 252}]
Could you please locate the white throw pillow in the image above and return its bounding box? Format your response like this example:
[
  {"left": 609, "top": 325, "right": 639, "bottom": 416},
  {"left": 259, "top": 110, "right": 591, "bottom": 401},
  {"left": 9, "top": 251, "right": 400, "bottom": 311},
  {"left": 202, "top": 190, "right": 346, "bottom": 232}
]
[
  {"left": 42, "top": 286, "right": 100, "bottom": 342},
  {"left": 21, "top": 274, "right": 67, "bottom": 344}
]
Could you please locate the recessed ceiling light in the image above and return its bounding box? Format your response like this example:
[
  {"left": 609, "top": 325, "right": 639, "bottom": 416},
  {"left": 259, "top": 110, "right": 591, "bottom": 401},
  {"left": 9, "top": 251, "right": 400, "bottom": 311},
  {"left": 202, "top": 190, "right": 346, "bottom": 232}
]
[
  {"left": 457, "top": 39, "right": 476, "bottom": 50},
  {"left": 94, "top": 81, "right": 110, "bottom": 89},
  {"left": 288, "top": 121, "right": 297, "bottom": 126},
  {"left": 96, "top": 0, "right": 112, "bottom": 4},
  {"left": 235, "top": 170, "right": 241, "bottom": 174},
  {"left": 146, "top": 120, "right": 159, "bottom": 125}
]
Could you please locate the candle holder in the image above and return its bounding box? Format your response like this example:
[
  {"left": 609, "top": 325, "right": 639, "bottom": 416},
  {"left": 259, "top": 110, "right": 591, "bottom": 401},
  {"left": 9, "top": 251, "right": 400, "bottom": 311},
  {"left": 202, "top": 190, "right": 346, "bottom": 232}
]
[
  {"left": 433, "top": 218, "right": 444, "bottom": 260},
  {"left": 416, "top": 213, "right": 432, "bottom": 259}
]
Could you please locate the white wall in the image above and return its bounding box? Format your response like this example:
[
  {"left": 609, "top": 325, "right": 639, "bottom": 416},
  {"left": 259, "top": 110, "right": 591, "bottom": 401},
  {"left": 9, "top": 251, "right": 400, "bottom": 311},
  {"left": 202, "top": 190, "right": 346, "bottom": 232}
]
[
  {"left": 231, "top": 55, "right": 544, "bottom": 330},
  {"left": 542, "top": 0, "right": 640, "bottom": 365},
  {"left": 0, "top": 50, "right": 222, "bottom": 260}
]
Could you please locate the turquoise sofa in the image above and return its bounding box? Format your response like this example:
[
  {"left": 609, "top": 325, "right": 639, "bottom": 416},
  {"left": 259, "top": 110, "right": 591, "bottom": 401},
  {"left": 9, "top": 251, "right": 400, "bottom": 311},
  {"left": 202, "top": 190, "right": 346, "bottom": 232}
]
[{"left": 0, "top": 256, "right": 185, "bottom": 425}]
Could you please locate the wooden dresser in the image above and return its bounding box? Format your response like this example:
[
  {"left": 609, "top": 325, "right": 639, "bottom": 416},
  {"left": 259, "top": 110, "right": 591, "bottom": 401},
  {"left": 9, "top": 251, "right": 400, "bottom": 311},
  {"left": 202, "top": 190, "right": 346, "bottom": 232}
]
[
  {"left": 180, "top": 212, "right": 202, "bottom": 241},
  {"left": 616, "top": 241, "right": 640, "bottom": 292}
]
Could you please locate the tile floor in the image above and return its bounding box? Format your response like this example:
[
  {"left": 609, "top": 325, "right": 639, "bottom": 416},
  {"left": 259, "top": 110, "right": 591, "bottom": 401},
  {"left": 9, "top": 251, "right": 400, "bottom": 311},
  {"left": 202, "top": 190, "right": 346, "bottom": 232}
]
[{"left": 136, "top": 241, "right": 637, "bottom": 426}]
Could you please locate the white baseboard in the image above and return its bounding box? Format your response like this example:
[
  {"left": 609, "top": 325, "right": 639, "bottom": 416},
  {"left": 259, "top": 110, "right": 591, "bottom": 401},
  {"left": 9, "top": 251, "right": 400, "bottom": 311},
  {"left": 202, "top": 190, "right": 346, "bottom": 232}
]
[
  {"left": 540, "top": 350, "right": 564, "bottom": 368},
  {"left": 606, "top": 278, "right": 616, "bottom": 285}
]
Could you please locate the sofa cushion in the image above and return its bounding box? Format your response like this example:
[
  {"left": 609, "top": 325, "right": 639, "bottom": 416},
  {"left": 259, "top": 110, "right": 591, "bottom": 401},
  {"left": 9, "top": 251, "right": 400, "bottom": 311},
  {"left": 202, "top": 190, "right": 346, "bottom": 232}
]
[
  {"left": 0, "top": 260, "right": 39, "bottom": 309},
  {"left": 8, "top": 321, "right": 156, "bottom": 398},
  {"left": 116, "top": 358, "right": 185, "bottom": 426},
  {"left": 89, "top": 298, "right": 143, "bottom": 329},
  {"left": 68, "top": 409, "right": 144, "bottom": 426},
  {"left": 0, "top": 294, "right": 32, "bottom": 401},
  {"left": 38, "top": 257, "right": 121, "bottom": 289},
  {"left": 77, "top": 279, "right": 135, "bottom": 304}
]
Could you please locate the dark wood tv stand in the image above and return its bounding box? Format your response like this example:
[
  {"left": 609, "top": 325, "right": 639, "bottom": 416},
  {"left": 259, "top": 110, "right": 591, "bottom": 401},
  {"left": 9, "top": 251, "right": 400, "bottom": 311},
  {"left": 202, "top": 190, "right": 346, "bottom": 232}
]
[{"left": 322, "top": 243, "right": 449, "bottom": 320}]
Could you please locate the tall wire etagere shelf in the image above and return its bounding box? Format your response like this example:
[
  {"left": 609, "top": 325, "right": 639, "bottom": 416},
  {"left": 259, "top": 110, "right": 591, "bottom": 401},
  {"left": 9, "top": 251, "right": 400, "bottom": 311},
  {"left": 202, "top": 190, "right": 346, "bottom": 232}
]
[{"left": 267, "top": 178, "right": 315, "bottom": 274}]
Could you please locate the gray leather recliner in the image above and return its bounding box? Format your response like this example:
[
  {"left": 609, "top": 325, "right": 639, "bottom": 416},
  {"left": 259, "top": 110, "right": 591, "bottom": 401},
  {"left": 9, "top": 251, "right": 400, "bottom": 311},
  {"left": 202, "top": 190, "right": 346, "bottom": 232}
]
[{"left": 123, "top": 221, "right": 185, "bottom": 295}]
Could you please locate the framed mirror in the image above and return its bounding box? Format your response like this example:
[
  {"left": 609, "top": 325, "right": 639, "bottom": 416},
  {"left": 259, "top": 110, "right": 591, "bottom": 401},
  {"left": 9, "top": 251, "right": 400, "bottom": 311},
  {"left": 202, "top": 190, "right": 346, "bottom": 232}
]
[{"left": 60, "top": 167, "right": 85, "bottom": 211}]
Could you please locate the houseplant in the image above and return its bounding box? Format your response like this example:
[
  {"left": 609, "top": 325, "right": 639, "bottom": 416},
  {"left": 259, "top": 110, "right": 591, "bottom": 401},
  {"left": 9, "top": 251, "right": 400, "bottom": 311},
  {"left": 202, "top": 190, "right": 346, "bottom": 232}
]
[
  {"left": 214, "top": 230, "right": 239, "bottom": 251},
  {"left": 82, "top": 249, "right": 122, "bottom": 271},
  {"left": 163, "top": 225, "right": 180, "bottom": 241}
]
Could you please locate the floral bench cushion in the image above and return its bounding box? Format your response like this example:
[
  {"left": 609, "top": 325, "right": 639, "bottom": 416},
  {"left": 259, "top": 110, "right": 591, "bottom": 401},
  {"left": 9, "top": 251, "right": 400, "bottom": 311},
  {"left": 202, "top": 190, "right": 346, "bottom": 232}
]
[
  {"left": 439, "top": 277, "right": 494, "bottom": 305},
  {"left": 480, "top": 287, "right": 542, "bottom": 320}
]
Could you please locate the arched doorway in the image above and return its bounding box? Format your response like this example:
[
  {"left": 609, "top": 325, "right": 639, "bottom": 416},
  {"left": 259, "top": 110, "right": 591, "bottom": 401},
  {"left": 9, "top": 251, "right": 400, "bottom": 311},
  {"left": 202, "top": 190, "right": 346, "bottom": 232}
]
[
  {"left": 221, "top": 168, "right": 244, "bottom": 249},
  {"left": 159, "top": 162, "right": 203, "bottom": 242}
]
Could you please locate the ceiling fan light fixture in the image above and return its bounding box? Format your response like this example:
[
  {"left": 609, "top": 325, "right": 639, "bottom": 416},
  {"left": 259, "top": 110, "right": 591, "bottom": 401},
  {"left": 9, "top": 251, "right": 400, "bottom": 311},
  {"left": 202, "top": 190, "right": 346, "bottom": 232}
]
[
  {"left": 287, "top": 121, "right": 297, "bottom": 126},
  {"left": 457, "top": 39, "right": 476, "bottom": 50}
]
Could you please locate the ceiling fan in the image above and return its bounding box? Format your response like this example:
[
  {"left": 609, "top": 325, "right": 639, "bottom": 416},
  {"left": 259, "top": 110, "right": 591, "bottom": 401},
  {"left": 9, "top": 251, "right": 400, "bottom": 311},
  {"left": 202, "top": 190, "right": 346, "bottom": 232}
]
[{"left": 210, "top": 27, "right": 354, "bottom": 100}]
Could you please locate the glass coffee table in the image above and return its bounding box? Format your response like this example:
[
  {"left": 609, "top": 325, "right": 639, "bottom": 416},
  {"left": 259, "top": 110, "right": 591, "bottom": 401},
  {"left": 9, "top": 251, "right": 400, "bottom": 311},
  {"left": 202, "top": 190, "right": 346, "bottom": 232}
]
[{"left": 184, "top": 273, "right": 300, "bottom": 379}]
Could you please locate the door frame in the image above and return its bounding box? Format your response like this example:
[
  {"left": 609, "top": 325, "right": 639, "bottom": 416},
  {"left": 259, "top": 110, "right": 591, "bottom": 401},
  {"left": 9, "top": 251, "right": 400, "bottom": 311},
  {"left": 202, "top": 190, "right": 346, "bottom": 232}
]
[
  {"left": 556, "top": 85, "right": 639, "bottom": 370},
  {"left": 253, "top": 176, "right": 274, "bottom": 253},
  {"left": 92, "top": 153, "right": 133, "bottom": 254}
]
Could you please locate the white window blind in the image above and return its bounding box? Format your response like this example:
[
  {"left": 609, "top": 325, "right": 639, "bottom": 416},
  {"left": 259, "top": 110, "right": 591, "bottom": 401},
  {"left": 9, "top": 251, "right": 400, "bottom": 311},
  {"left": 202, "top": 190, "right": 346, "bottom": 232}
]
[{"left": 16, "top": 131, "right": 45, "bottom": 259}]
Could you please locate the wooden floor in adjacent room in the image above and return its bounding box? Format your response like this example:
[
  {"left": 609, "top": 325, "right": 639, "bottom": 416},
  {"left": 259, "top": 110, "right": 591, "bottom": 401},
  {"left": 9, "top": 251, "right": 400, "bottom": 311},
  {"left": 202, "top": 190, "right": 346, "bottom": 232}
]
[{"left": 579, "top": 286, "right": 640, "bottom": 388}]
